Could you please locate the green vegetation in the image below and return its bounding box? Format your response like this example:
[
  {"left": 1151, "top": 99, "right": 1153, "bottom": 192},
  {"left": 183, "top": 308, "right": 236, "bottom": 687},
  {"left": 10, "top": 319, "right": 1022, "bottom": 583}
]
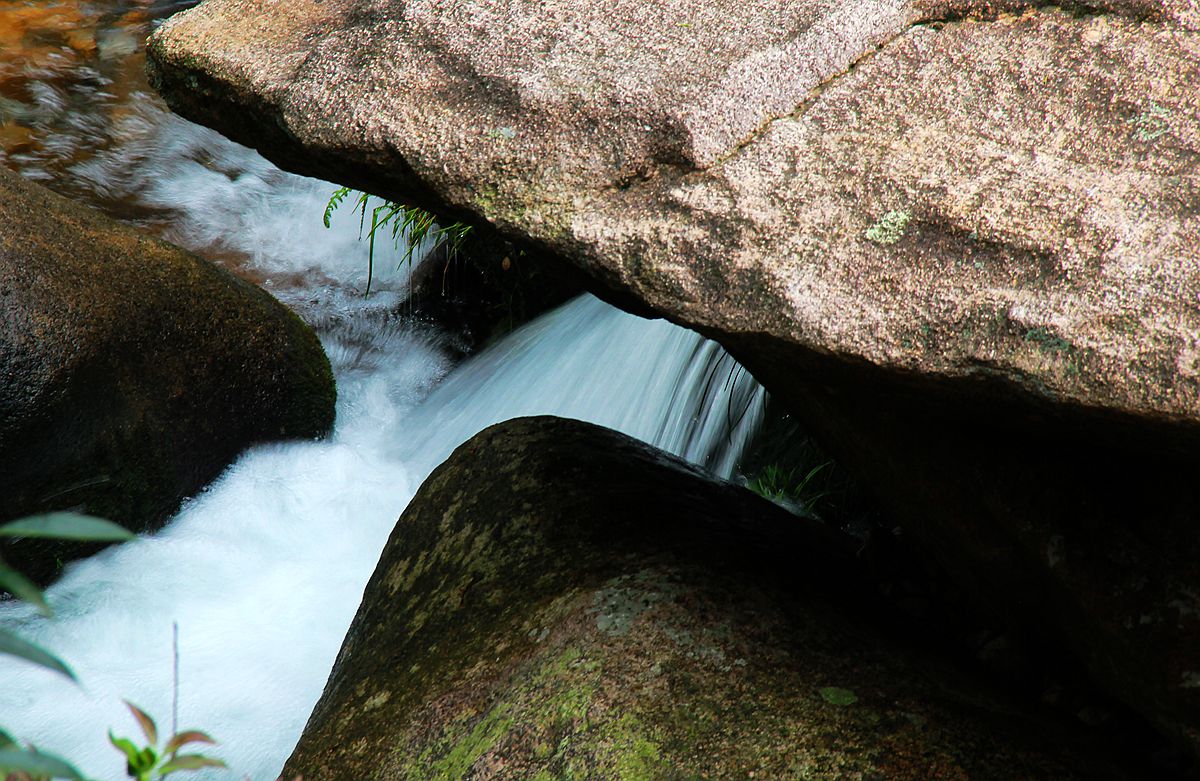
[
  {"left": 0, "top": 513, "right": 134, "bottom": 684},
  {"left": 324, "top": 187, "right": 473, "bottom": 296},
  {"left": 818, "top": 687, "right": 858, "bottom": 706},
  {"left": 422, "top": 704, "right": 514, "bottom": 780},
  {"left": 1130, "top": 101, "right": 1171, "bottom": 142},
  {"left": 1023, "top": 326, "right": 1072, "bottom": 356},
  {"left": 746, "top": 462, "right": 832, "bottom": 514},
  {"left": 1024, "top": 325, "right": 1082, "bottom": 375},
  {"left": 0, "top": 513, "right": 224, "bottom": 781},
  {"left": 739, "top": 403, "right": 869, "bottom": 527},
  {"left": 0, "top": 740, "right": 84, "bottom": 781},
  {"left": 865, "top": 209, "right": 912, "bottom": 245},
  {"left": 108, "top": 702, "right": 223, "bottom": 781}
]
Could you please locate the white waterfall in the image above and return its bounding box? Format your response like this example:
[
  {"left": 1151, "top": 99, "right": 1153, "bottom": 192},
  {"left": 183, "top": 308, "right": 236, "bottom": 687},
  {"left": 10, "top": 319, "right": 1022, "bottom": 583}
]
[{"left": 0, "top": 106, "right": 765, "bottom": 780}]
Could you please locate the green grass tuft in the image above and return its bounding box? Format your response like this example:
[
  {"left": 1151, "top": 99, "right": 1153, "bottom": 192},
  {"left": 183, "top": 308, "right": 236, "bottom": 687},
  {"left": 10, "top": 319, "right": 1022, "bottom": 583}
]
[{"left": 746, "top": 462, "right": 832, "bottom": 514}]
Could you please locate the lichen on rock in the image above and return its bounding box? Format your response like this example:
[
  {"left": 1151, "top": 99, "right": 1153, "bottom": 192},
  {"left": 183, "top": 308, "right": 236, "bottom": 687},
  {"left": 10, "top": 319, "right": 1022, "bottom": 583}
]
[{"left": 284, "top": 417, "right": 1132, "bottom": 780}]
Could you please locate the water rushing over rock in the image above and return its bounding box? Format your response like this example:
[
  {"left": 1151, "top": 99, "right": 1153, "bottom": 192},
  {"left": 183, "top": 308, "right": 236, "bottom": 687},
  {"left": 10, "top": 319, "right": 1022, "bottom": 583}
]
[
  {"left": 143, "top": 0, "right": 1200, "bottom": 757},
  {"left": 400, "top": 295, "right": 765, "bottom": 479},
  {"left": 0, "top": 2, "right": 767, "bottom": 775},
  {"left": 0, "top": 294, "right": 763, "bottom": 780},
  {"left": 0, "top": 166, "right": 337, "bottom": 581}
]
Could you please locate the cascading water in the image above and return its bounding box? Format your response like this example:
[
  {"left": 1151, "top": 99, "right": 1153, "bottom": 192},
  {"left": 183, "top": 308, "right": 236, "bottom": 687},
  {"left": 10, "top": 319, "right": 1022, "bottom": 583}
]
[
  {"left": 398, "top": 297, "right": 764, "bottom": 479},
  {"left": 1, "top": 290, "right": 764, "bottom": 780},
  {"left": 0, "top": 3, "right": 767, "bottom": 777}
]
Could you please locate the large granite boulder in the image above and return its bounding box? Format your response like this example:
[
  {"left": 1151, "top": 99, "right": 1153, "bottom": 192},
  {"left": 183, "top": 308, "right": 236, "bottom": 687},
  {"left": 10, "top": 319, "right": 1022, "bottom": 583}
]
[
  {"left": 146, "top": 0, "right": 1200, "bottom": 756},
  {"left": 284, "top": 416, "right": 1131, "bottom": 780},
  {"left": 0, "top": 167, "right": 335, "bottom": 579}
]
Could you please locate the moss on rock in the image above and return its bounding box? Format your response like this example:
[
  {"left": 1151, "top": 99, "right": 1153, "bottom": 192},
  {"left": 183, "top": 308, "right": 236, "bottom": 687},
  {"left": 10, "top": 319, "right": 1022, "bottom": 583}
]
[{"left": 284, "top": 417, "right": 1131, "bottom": 780}]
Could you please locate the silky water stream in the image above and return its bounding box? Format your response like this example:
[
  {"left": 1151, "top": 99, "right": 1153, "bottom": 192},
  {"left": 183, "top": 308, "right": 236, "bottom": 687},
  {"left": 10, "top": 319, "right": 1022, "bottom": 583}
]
[{"left": 0, "top": 2, "right": 767, "bottom": 777}]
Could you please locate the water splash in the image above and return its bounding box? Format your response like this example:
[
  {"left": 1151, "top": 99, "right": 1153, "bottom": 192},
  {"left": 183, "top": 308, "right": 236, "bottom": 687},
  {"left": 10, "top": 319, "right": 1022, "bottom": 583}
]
[
  {"left": 400, "top": 295, "right": 765, "bottom": 479},
  {"left": 0, "top": 5, "right": 766, "bottom": 775},
  {"left": 0, "top": 293, "right": 764, "bottom": 780},
  {"left": 71, "top": 99, "right": 416, "bottom": 308}
]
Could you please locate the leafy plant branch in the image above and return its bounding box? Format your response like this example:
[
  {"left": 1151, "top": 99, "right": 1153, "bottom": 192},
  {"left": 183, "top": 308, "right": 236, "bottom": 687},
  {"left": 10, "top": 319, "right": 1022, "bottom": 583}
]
[
  {"left": 323, "top": 187, "right": 473, "bottom": 296},
  {"left": 109, "top": 702, "right": 223, "bottom": 781},
  {"left": 0, "top": 513, "right": 224, "bottom": 781}
]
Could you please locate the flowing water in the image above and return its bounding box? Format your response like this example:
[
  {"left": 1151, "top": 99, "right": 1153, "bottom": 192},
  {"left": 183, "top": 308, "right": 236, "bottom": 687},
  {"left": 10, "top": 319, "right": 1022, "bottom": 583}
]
[{"left": 0, "top": 2, "right": 766, "bottom": 777}]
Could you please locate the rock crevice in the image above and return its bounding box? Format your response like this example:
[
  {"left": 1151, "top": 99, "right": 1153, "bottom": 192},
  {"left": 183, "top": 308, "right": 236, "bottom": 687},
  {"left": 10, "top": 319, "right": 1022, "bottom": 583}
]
[{"left": 147, "top": 0, "right": 1200, "bottom": 758}]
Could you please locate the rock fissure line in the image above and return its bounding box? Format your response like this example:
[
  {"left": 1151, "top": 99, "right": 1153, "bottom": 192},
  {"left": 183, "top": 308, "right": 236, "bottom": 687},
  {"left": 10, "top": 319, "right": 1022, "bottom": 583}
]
[
  {"left": 698, "top": 40, "right": 895, "bottom": 175},
  {"left": 701, "top": 1, "right": 1190, "bottom": 177},
  {"left": 146, "top": 0, "right": 1200, "bottom": 763},
  {"left": 921, "top": 1, "right": 1137, "bottom": 27}
]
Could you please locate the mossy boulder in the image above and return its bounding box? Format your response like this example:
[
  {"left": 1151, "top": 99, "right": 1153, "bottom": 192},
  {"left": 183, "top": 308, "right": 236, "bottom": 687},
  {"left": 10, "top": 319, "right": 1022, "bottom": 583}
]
[
  {"left": 284, "top": 416, "right": 1129, "bottom": 780},
  {"left": 146, "top": 0, "right": 1200, "bottom": 755},
  {"left": 0, "top": 167, "right": 335, "bottom": 579}
]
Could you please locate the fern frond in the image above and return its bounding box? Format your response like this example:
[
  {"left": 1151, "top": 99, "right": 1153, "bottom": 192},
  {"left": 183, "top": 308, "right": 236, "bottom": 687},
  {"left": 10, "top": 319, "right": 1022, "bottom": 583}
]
[
  {"left": 323, "top": 188, "right": 475, "bottom": 297},
  {"left": 322, "top": 187, "right": 351, "bottom": 228}
]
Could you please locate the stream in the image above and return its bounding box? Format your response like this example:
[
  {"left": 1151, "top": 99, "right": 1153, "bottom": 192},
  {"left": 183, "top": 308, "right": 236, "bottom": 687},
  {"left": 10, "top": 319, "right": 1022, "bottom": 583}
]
[{"left": 0, "top": 2, "right": 766, "bottom": 777}]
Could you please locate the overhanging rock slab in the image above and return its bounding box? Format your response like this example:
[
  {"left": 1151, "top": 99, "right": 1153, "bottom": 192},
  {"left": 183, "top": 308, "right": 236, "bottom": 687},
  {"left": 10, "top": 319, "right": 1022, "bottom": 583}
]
[{"left": 148, "top": 0, "right": 1200, "bottom": 757}]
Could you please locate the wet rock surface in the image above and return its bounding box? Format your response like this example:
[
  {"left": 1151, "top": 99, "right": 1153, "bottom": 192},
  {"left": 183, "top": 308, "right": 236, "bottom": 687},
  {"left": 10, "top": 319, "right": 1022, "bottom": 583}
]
[
  {"left": 0, "top": 167, "right": 335, "bottom": 579},
  {"left": 284, "top": 416, "right": 1134, "bottom": 780},
  {"left": 148, "top": 0, "right": 1200, "bottom": 758}
]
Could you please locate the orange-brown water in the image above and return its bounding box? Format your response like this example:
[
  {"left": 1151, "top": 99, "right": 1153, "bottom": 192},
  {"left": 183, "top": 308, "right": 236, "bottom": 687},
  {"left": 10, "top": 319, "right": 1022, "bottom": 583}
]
[
  {"left": 0, "top": 0, "right": 281, "bottom": 276},
  {"left": 1, "top": 1, "right": 169, "bottom": 184}
]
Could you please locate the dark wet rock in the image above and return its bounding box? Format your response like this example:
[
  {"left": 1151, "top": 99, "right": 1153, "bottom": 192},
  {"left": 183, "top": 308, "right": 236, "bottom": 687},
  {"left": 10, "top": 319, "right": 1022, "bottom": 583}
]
[
  {"left": 147, "top": 0, "right": 1200, "bottom": 758},
  {"left": 0, "top": 167, "right": 335, "bottom": 579},
  {"left": 284, "top": 416, "right": 1134, "bottom": 781}
]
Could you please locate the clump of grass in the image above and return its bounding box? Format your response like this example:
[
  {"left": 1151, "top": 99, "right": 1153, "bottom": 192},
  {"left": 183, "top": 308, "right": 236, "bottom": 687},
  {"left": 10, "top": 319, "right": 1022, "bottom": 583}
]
[
  {"left": 746, "top": 462, "right": 832, "bottom": 514},
  {"left": 324, "top": 187, "right": 473, "bottom": 297}
]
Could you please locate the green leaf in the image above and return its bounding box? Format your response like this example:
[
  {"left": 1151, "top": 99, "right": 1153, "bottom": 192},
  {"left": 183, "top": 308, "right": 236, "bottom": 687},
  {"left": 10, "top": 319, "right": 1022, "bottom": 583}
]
[
  {"left": 366, "top": 204, "right": 379, "bottom": 297},
  {"left": 134, "top": 746, "right": 156, "bottom": 773},
  {"left": 818, "top": 686, "right": 858, "bottom": 706},
  {"left": 122, "top": 702, "right": 157, "bottom": 747},
  {"left": 0, "top": 629, "right": 75, "bottom": 680},
  {"left": 0, "top": 562, "right": 50, "bottom": 616},
  {"left": 163, "top": 732, "right": 215, "bottom": 756},
  {"left": 0, "top": 513, "right": 134, "bottom": 542},
  {"left": 355, "top": 192, "right": 370, "bottom": 235},
  {"left": 322, "top": 186, "right": 350, "bottom": 228},
  {"left": 0, "top": 748, "right": 85, "bottom": 779},
  {"left": 0, "top": 728, "right": 17, "bottom": 748},
  {"left": 157, "top": 754, "right": 226, "bottom": 774},
  {"left": 108, "top": 732, "right": 141, "bottom": 766},
  {"left": 798, "top": 461, "right": 829, "bottom": 489}
]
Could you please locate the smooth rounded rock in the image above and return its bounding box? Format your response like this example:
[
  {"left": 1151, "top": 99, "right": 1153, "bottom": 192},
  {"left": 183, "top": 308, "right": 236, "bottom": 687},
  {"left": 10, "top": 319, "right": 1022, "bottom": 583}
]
[
  {"left": 0, "top": 167, "right": 335, "bottom": 579},
  {"left": 284, "top": 416, "right": 1131, "bottom": 781},
  {"left": 146, "top": 0, "right": 1200, "bottom": 755}
]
